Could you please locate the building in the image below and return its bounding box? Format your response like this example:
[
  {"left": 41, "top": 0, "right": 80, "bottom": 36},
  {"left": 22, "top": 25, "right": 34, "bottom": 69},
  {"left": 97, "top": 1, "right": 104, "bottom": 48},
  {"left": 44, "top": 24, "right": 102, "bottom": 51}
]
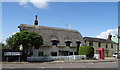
[
  {"left": 111, "top": 36, "right": 118, "bottom": 43},
  {"left": 84, "top": 35, "right": 118, "bottom": 57},
  {"left": 18, "top": 15, "right": 85, "bottom": 56},
  {"left": 111, "top": 35, "right": 119, "bottom": 53}
]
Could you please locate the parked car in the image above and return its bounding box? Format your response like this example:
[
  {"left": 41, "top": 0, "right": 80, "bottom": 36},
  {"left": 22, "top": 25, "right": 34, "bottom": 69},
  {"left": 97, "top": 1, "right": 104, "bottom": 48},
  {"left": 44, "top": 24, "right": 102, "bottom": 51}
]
[
  {"left": 113, "top": 53, "right": 120, "bottom": 58},
  {"left": 117, "top": 53, "right": 120, "bottom": 59}
]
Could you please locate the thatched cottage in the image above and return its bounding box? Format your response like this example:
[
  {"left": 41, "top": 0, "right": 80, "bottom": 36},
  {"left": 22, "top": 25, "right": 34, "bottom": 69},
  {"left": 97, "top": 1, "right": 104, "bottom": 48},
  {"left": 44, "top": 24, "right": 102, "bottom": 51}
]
[{"left": 18, "top": 15, "right": 85, "bottom": 56}]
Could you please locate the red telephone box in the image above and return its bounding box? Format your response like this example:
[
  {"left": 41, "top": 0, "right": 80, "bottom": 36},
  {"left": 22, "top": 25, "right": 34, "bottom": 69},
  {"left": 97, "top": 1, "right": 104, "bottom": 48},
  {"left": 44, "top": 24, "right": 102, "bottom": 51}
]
[{"left": 98, "top": 48, "right": 104, "bottom": 59}]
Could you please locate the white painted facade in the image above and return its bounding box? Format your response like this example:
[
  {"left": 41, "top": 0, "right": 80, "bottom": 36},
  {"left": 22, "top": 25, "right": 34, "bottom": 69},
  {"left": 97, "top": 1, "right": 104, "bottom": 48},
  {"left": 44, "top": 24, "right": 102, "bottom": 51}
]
[{"left": 32, "top": 46, "right": 77, "bottom": 56}]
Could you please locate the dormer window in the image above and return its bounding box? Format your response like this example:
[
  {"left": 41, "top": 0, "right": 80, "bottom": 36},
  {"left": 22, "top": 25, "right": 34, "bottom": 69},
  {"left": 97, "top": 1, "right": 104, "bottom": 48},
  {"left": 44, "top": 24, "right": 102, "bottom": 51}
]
[
  {"left": 51, "top": 40, "right": 59, "bottom": 46},
  {"left": 76, "top": 41, "right": 81, "bottom": 47},
  {"left": 65, "top": 41, "right": 72, "bottom": 47}
]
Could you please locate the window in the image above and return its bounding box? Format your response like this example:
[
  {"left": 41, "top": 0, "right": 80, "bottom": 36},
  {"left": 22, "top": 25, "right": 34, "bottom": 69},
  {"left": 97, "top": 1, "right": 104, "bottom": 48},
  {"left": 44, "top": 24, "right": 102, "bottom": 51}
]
[
  {"left": 51, "top": 40, "right": 59, "bottom": 46},
  {"left": 74, "top": 52, "right": 77, "bottom": 55},
  {"left": 111, "top": 44, "right": 113, "bottom": 49},
  {"left": 89, "top": 41, "right": 93, "bottom": 46},
  {"left": 106, "top": 44, "right": 108, "bottom": 48},
  {"left": 69, "top": 52, "right": 73, "bottom": 55},
  {"left": 76, "top": 41, "right": 81, "bottom": 47},
  {"left": 51, "top": 52, "right": 57, "bottom": 56},
  {"left": 98, "top": 42, "right": 101, "bottom": 47},
  {"left": 38, "top": 51, "right": 44, "bottom": 56},
  {"left": 65, "top": 41, "right": 72, "bottom": 47}
]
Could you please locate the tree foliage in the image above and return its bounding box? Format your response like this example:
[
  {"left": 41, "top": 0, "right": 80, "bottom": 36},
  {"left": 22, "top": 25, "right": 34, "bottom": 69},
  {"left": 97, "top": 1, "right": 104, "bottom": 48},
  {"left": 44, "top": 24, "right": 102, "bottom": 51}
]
[
  {"left": 0, "top": 42, "right": 11, "bottom": 50},
  {"left": 6, "top": 37, "right": 14, "bottom": 49},
  {"left": 78, "top": 46, "right": 94, "bottom": 59},
  {"left": 12, "top": 31, "right": 43, "bottom": 51}
]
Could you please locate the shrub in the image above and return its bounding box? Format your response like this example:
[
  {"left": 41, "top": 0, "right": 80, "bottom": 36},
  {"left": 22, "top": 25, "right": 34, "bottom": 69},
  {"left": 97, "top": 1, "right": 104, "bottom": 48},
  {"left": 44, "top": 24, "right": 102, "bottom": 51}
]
[{"left": 78, "top": 46, "right": 94, "bottom": 59}]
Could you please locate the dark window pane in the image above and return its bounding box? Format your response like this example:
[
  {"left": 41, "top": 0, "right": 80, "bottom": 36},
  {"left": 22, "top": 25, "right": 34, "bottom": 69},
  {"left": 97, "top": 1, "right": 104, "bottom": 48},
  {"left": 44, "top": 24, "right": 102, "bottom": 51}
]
[
  {"left": 51, "top": 52, "right": 57, "bottom": 56},
  {"left": 74, "top": 52, "right": 77, "bottom": 55},
  {"left": 89, "top": 41, "right": 93, "bottom": 46},
  {"left": 51, "top": 40, "right": 59, "bottom": 46},
  {"left": 98, "top": 42, "right": 101, "bottom": 47},
  {"left": 65, "top": 41, "right": 72, "bottom": 47},
  {"left": 69, "top": 52, "right": 73, "bottom": 55},
  {"left": 38, "top": 51, "right": 44, "bottom": 56},
  {"left": 111, "top": 44, "right": 113, "bottom": 49},
  {"left": 106, "top": 44, "right": 108, "bottom": 48}
]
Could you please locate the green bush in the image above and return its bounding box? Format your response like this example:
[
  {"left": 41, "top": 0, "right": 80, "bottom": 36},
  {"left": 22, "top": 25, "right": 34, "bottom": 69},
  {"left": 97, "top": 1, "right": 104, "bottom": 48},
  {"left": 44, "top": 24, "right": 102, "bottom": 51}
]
[{"left": 78, "top": 46, "right": 94, "bottom": 59}]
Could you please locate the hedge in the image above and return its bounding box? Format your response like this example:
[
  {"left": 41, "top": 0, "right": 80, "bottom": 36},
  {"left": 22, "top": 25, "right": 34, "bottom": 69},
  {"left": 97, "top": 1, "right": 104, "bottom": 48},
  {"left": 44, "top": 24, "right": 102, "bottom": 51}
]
[{"left": 78, "top": 46, "right": 94, "bottom": 59}]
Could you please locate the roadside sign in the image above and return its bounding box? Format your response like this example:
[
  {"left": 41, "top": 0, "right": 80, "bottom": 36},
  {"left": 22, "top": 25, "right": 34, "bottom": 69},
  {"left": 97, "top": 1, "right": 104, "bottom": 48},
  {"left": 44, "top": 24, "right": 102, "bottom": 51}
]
[{"left": 4, "top": 52, "right": 22, "bottom": 56}]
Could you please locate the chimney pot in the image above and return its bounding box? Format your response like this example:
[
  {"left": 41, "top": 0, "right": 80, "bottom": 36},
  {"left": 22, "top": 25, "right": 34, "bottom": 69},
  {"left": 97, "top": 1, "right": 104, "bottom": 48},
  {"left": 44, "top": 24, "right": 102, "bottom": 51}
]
[
  {"left": 34, "top": 15, "right": 38, "bottom": 25},
  {"left": 108, "top": 33, "right": 112, "bottom": 40}
]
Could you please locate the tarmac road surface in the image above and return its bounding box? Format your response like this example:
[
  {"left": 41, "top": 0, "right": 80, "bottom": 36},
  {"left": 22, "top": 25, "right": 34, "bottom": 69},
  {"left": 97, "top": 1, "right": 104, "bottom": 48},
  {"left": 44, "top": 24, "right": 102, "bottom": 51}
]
[{"left": 2, "top": 60, "right": 119, "bottom": 68}]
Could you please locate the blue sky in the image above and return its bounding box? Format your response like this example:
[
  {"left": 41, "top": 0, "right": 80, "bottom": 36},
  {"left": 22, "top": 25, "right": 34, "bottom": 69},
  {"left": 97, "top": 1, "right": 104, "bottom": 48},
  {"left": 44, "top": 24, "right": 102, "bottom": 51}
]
[{"left": 2, "top": 2, "right": 118, "bottom": 43}]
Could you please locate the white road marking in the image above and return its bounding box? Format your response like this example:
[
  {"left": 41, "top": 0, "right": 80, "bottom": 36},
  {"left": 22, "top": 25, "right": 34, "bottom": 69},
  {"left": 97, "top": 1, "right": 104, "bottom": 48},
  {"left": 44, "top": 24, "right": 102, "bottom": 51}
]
[
  {"left": 60, "top": 67, "right": 64, "bottom": 68},
  {"left": 41, "top": 67, "right": 45, "bottom": 68}
]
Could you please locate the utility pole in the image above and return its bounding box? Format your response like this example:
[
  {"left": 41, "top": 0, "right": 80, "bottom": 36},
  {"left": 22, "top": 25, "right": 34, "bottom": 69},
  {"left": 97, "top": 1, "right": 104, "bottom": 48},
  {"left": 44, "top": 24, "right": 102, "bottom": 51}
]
[
  {"left": 118, "top": 26, "right": 120, "bottom": 53},
  {"left": 118, "top": 1, "right": 120, "bottom": 54}
]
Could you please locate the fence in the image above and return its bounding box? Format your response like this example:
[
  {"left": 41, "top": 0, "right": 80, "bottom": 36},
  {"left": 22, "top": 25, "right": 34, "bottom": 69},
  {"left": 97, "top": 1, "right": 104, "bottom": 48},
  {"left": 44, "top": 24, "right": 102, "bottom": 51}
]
[{"left": 27, "top": 55, "right": 86, "bottom": 62}]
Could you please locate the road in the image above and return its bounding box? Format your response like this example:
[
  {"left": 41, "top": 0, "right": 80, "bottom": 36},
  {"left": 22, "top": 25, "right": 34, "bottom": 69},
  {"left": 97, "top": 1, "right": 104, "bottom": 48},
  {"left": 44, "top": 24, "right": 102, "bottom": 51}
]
[{"left": 2, "top": 60, "right": 119, "bottom": 68}]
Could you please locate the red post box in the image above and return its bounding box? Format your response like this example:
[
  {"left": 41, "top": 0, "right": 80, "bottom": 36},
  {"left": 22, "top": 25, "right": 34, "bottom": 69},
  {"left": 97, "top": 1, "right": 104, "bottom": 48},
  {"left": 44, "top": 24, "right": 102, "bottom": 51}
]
[{"left": 98, "top": 48, "right": 104, "bottom": 59}]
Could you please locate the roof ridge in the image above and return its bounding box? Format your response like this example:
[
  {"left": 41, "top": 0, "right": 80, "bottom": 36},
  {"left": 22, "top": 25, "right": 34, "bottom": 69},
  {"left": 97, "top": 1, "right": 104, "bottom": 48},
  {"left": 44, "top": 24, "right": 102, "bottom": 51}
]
[
  {"left": 19, "top": 24, "right": 78, "bottom": 32},
  {"left": 84, "top": 37, "right": 106, "bottom": 40},
  {"left": 84, "top": 37, "right": 117, "bottom": 44}
]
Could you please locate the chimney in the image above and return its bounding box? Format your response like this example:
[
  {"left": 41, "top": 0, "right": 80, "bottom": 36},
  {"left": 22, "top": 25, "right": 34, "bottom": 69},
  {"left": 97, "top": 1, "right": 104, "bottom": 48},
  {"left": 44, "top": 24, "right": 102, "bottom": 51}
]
[
  {"left": 107, "top": 33, "right": 112, "bottom": 40},
  {"left": 34, "top": 15, "right": 38, "bottom": 25}
]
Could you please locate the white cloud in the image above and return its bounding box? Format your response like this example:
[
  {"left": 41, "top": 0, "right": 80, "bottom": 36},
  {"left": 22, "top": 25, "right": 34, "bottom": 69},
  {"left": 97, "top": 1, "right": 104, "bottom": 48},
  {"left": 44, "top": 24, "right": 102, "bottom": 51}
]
[
  {"left": 2, "top": 0, "right": 120, "bottom": 2},
  {"left": 19, "top": 0, "right": 28, "bottom": 6},
  {"left": 19, "top": 0, "right": 50, "bottom": 9},
  {"left": 96, "top": 28, "right": 118, "bottom": 39},
  {"left": 19, "top": 0, "right": 29, "bottom": 8}
]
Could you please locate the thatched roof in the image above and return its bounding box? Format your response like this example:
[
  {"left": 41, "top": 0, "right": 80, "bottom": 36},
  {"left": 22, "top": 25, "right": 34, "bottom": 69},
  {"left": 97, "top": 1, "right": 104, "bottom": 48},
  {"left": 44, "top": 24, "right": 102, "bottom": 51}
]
[
  {"left": 18, "top": 24, "right": 85, "bottom": 47},
  {"left": 84, "top": 37, "right": 117, "bottom": 44}
]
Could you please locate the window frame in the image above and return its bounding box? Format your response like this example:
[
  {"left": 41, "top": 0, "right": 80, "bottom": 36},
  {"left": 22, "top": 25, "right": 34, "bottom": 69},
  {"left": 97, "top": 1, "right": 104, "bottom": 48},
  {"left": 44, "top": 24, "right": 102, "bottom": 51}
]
[
  {"left": 89, "top": 41, "right": 93, "bottom": 46},
  {"left": 51, "top": 52, "right": 57, "bottom": 56},
  {"left": 106, "top": 44, "right": 108, "bottom": 48},
  {"left": 51, "top": 40, "right": 59, "bottom": 46},
  {"left": 38, "top": 51, "right": 44, "bottom": 56},
  {"left": 98, "top": 42, "right": 101, "bottom": 47},
  {"left": 111, "top": 44, "right": 113, "bottom": 49}
]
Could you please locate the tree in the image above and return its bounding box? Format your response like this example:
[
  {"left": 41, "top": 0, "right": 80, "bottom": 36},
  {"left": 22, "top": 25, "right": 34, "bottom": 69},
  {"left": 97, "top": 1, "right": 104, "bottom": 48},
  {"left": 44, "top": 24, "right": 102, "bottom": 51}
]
[
  {"left": 6, "top": 37, "right": 14, "bottom": 49},
  {"left": 78, "top": 46, "right": 94, "bottom": 59},
  {"left": 12, "top": 31, "right": 43, "bottom": 56},
  {"left": 0, "top": 42, "right": 10, "bottom": 50}
]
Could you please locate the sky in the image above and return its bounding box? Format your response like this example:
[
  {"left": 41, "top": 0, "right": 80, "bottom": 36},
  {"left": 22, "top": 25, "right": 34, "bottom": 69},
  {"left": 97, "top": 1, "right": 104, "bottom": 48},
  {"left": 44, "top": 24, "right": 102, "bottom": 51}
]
[{"left": 1, "top": 2, "right": 119, "bottom": 43}]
